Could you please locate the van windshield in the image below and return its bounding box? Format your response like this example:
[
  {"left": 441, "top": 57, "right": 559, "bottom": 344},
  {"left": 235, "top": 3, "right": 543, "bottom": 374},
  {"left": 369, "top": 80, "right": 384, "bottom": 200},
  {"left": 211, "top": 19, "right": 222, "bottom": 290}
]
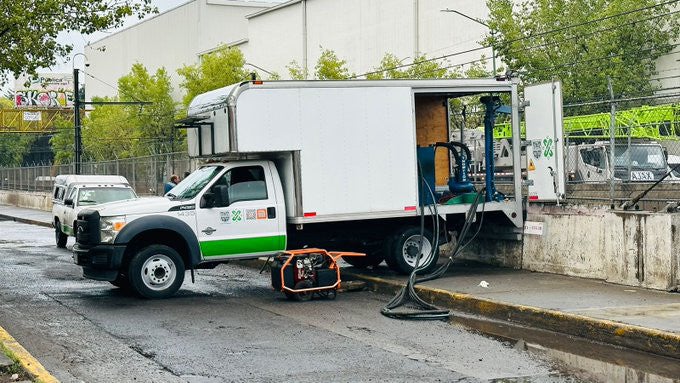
[{"left": 167, "top": 165, "right": 224, "bottom": 200}]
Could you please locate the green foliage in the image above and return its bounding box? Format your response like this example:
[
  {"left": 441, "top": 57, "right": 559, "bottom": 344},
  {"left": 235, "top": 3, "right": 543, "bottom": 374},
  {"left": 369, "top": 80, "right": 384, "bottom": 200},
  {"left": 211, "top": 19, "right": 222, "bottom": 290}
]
[
  {"left": 0, "top": 99, "right": 34, "bottom": 166},
  {"left": 314, "top": 48, "right": 353, "bottom": 80},
  {"left": 51, "top": 63, "right": 178, "bottom": 162},
  {"left": 287, "top": 48, "right": 353, "bottom": 80},
  {"left": 0, "top": 0, "right": 156, "bottom": 84},
  {"left": 366, "top": 53, "right": 457, "bottom": 79},
  {"left": 485, "top": 0, "right": 680, "bottom": 107},
  {"left": 118, "top": 63, "right": 178, "bottom": 155},
  {"left": 177, "top": 46, "right": 248, "bottom": 107},
  {"left": 49, "top": 116, "right": 75, "bottom": 165},
  {"left": 286, "top": 60, "right": 308, "bottom": 80}
]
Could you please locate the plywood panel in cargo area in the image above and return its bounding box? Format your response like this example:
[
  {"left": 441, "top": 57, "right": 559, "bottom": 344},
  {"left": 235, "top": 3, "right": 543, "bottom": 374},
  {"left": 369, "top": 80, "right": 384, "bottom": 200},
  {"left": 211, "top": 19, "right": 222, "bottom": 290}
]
[{"left": 416, "top": 96, "right": 449, "bottom": 186}]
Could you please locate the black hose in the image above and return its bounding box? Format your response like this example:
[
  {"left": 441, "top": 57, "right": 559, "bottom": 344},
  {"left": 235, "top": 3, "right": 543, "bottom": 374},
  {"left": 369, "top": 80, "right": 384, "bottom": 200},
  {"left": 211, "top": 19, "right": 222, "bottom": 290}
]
[{"left": 381, "top": 161, "right": 486, "bottom": 320}]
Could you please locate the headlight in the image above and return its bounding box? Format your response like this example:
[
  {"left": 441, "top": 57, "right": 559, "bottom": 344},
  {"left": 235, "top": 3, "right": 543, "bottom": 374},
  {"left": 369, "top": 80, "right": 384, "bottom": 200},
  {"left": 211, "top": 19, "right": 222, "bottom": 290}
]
[{"left": 100, "top": 216, "right": 126, "bottom": 243}]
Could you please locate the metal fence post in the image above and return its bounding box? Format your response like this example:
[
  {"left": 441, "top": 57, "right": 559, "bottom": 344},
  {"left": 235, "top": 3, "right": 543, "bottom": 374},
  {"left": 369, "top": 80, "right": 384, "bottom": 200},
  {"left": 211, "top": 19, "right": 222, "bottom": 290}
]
[{"left": 608, "top": 77, "right": 616, "bottom": 208}]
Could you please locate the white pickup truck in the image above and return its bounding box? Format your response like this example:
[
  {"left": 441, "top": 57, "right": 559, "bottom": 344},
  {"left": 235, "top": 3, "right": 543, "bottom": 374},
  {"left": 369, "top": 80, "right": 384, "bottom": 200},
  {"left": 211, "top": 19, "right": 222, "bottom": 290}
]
[
  {"left": 52, "top": 175, "right": 137, "bottom": 247},
  {"left": 71, "top": 78, "right": 554, "bottom": 299}
]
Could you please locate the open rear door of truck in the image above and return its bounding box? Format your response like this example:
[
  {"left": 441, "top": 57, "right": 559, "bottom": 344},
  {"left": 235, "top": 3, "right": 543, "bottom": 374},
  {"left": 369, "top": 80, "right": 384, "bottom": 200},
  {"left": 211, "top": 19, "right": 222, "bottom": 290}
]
[{"left": 524, "top": 81, "right": 565, "bottom": 202}]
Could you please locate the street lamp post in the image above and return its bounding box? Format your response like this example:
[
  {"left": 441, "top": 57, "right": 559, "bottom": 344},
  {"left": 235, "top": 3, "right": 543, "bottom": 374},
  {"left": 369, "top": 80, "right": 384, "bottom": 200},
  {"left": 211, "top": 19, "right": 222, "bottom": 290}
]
[
  {"left": 441, "top": 8, "right": 496, "bottom": 75},
  {"left": 72, "top": 53, "right": 88, "bottom": 174}
]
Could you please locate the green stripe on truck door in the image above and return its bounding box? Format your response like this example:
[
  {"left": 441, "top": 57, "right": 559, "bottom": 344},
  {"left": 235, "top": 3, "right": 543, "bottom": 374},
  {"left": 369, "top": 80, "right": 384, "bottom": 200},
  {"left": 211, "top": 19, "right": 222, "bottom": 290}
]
[{"left": 200, "top": 235, "right": 286, "bottom": 257}]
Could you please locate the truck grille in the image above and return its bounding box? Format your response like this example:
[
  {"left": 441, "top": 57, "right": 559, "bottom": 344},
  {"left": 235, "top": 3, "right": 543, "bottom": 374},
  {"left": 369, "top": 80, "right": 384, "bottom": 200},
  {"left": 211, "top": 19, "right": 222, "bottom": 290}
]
[{"left": 76, "top": 209, "right": 101, "bottom": 245}]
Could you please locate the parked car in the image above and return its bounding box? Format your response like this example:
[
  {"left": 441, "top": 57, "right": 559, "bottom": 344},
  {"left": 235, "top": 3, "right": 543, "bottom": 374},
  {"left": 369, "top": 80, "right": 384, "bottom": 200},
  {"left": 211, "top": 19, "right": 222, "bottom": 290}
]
[{"left": 52, "top": 175, "right": 137, "bottom": 248}]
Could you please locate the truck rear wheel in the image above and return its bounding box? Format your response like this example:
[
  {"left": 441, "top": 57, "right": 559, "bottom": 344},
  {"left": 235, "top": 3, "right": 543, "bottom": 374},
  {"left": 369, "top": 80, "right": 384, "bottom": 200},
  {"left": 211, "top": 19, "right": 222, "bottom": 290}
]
[
  {"left": 342, "top": 245, "right": 384, "bottom": 268},
  {"left": 55, "top": 223, "right": 67, "bottom": 248},
  {"left": 128, "top": 245, "right": 185, "bottom": 299},
  {"left": 388, "top": 226, "right": 439, "bottom": 275}
]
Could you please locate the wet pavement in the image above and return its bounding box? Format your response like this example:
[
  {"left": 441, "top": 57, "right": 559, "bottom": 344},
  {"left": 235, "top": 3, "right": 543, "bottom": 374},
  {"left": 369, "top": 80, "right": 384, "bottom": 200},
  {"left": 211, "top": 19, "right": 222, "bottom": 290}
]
[{"left": 0, "top": 219, "right": 577, "bottom": 382}]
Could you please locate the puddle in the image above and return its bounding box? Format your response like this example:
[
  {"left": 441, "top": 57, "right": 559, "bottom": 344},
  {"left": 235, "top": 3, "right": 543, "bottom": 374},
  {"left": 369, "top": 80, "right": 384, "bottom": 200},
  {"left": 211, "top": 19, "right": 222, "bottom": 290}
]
[{"left": 452, "top": 314, "right": 680, "bottom": 383}]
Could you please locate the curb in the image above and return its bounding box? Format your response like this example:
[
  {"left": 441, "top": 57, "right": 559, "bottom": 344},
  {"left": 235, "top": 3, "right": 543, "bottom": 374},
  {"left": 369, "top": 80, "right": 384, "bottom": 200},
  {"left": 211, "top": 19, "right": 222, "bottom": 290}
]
[
  {"left": 0, "top": 214, "right": 52, "bottom": 229},
  {"left": 345, "top": 271, "right": 680, "bottom": 360},
  {"left": 0, "top": 325, "right": 59, "bottom": 383}
]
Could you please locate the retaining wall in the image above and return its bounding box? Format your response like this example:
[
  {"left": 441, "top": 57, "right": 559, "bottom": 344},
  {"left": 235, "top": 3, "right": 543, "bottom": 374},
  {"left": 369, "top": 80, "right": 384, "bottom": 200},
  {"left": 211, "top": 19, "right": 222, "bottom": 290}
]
[
  {"left": 522, "top": 204, "right": 679, "bottom": 291},
  {"left": 0, "top": 191, "right": 52, "bottom": 211}
]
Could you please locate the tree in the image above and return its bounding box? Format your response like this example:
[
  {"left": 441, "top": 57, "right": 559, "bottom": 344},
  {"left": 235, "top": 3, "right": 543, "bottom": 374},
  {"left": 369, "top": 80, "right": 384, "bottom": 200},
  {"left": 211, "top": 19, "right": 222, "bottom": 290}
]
[
  {"left": 287, "top": 48, "right": 353, "bottom": 80},
  {"left": 314, "top": 48, "right": 353, "bottom": 80},
  {"left": 118, "top": 63, "right": 177, "bottom": 155},
  {"left": 485, "top": 0, "right": 680, "bottom": 108},
  {"left": 177, "top": 46, "right": 248, "bottom": 107},
  {"left": 0, "top": 0, "right": 156, "bottom": 85},
  {"left": 366, "top": 53, "right": 458, "bottom": 79},
  {"left": 51, "top": 63, "right": 177, "bottom": 161},
  {"left": 0, "top": 98, "right": 35, "bottom": 166}
]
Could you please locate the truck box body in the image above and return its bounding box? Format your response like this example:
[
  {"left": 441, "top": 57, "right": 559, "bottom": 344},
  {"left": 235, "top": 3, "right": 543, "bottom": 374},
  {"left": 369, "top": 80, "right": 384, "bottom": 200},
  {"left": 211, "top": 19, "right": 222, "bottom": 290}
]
[{"left": 186, "top": 80, "right": 523, "bottom": 226}]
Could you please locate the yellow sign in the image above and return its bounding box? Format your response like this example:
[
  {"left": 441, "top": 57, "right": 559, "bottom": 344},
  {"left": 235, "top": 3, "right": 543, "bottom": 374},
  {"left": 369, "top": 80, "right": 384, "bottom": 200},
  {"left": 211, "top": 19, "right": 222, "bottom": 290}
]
[{"left": 528, "top": 159, "right": 536, "bottom": 171}]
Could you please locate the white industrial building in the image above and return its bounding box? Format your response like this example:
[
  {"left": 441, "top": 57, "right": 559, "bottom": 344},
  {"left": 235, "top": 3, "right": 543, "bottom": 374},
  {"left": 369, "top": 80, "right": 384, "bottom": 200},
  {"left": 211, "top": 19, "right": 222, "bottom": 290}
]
[
  {"left": 84, "top": 0, "right": 679, "bottom": 101},
  {"left": 85, "top": 0, "right": 496, "bottom": 100}
]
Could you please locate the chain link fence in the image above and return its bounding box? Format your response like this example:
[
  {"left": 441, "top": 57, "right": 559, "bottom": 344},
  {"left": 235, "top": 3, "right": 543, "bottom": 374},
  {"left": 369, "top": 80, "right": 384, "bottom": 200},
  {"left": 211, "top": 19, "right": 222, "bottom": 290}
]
[
  {"left": 563, "top": 92, "right": 680, "bottom": 210},
  {"left": 0, "top": 152, "right": 193, "bottom": 196}
]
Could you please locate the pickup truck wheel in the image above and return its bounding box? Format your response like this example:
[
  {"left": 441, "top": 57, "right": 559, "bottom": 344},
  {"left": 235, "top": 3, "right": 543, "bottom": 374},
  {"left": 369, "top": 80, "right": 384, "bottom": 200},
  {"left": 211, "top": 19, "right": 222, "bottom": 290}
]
[
  {"left": 55, "top": 224, "right": 67, "bottom": 248},
  {"left": 128, "top": 245, "right": 185, "bottom": 299},
  {"left": 390, "top": 226, "right": 439, "bottom": 275}
]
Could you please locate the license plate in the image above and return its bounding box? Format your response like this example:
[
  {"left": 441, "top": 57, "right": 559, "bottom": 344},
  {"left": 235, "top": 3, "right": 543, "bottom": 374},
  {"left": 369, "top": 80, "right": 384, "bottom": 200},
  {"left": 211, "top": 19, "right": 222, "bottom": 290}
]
[{"left": 630, "top": 171, "right": 654, "bottom": 181}]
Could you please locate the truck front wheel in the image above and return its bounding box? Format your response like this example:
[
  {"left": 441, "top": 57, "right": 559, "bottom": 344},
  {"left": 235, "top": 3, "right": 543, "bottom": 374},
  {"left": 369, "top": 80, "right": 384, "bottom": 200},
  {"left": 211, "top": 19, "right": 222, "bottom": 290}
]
[
  {"left": 387, "top": 226, "right": 439, "bottom": 275},
  {"left": 55, "top": 222, "right": 67, "bottom": 248},
  {"left": 128, "top": 245, "right": 185, "bottom": 299}
]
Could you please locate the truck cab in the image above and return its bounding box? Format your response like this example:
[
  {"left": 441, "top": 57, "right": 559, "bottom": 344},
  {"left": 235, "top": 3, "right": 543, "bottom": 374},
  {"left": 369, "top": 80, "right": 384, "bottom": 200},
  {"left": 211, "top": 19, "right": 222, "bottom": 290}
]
[{"left": 74, "top": 161, "right": 286, "bottom": 298}]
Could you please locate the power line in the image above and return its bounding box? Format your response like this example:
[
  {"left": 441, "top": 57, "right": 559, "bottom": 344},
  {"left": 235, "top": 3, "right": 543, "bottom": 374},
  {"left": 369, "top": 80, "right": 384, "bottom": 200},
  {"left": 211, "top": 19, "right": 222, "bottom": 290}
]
[
  {"left": 351, "top": 0, "right": 679, "bottom": 78},
  {"left": 83, "top": 72, "right": 146, "bottom": 104}
]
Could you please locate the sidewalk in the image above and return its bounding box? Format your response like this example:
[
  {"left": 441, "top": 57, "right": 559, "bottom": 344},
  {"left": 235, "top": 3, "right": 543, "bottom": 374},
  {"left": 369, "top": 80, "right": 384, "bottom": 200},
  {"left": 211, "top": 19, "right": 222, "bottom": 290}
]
[
  {"left": 2, "top": 203, "right": 679, "bottom": 359},
  {"left": 345, "top": 263, "right": 680, "bottom": 359},
  {"left": 0, "top": 204, "right": 52, "bottom": 228}
]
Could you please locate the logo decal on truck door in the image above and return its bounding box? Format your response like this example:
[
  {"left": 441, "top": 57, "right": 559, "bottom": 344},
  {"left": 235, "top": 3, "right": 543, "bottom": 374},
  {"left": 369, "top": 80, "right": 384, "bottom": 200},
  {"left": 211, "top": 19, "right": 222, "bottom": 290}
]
[
  {"left": 246, "top": 209, "right": 257, "bottom": 220},
  {"left": 232, "top": 210, "right": 242, "bottom": 222},
  {"left": 220, "top": 211, "right": 230, "bottom": 224}
]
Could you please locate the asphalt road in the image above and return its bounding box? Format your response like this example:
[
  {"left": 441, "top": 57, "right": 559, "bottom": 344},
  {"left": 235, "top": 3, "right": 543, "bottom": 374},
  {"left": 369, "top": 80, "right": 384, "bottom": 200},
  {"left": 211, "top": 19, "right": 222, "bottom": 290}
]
[{"left": 0, "top": 220, "right": 577, "bottom": 382}]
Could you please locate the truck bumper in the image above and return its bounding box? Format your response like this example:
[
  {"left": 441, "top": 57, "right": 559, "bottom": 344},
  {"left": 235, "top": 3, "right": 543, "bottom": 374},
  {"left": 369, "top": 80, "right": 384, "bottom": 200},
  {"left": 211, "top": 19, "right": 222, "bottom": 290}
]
[{"left": 73, "top": 243, "right": 126, "bottom": 281}]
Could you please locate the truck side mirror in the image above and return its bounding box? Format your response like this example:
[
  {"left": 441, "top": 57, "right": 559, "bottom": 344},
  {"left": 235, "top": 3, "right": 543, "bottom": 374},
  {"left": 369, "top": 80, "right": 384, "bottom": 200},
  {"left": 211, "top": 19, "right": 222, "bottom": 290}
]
[
  {"left": 201, "top": 192, "right": 215, "bottom": 208},
  {"left": 212, "top": 185, "right": 230, "bottom": 207},
  {"left": 64, "top": 198, "right": 74, "bottom": 207}
]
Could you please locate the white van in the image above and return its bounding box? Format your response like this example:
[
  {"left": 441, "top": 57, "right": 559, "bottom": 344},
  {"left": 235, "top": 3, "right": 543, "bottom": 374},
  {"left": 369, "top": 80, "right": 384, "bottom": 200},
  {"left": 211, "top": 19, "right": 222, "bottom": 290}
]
[{"left": 52, "top": 175, "right": 137, "bottom": 248}]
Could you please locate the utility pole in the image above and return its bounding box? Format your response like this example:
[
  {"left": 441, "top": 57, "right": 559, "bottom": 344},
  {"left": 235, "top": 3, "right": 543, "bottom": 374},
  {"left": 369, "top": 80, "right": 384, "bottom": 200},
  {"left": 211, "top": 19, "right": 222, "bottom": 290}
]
[
  {"left": 608, "top": 77, "right": 616, "bottom": 207},
  {"left": 73, "top": 67, "right": 82, "bottom": 174}
]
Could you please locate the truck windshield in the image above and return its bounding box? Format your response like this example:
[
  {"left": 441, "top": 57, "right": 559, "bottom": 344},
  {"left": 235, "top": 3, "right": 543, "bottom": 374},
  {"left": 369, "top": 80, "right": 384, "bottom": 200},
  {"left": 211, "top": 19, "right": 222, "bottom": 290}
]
[
  {"left": 78, "top": 188, "right": 137, "bottom": 206},
  {"left": 167, "top": 165, "right": 224, "bottom": 200},
  {"left": 613, "top": 145, "right": 666, "bottom": 170}
]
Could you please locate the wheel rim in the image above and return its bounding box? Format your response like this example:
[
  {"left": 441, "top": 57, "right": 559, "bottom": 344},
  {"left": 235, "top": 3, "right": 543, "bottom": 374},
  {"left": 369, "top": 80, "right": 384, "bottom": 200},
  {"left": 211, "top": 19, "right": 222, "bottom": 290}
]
[
  {"left": 140, "top": 254, "right": 176, "bottom": 291},
  {"left": 401, "top": 234, "right": 433, "bottom": 268}
]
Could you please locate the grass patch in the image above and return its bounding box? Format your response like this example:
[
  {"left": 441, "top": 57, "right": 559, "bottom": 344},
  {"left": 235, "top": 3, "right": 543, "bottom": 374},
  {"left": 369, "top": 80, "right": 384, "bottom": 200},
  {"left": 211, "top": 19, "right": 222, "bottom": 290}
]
[{"left": 0, "top": 344, "right": 31, "bottom": 382}]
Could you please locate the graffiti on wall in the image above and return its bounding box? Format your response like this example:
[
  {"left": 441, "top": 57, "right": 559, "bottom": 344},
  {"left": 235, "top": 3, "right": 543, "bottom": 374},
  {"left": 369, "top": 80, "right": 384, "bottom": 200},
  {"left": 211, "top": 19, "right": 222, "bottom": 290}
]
[{"left": 14, "top": 73, "right": 74, "bottom": 108}]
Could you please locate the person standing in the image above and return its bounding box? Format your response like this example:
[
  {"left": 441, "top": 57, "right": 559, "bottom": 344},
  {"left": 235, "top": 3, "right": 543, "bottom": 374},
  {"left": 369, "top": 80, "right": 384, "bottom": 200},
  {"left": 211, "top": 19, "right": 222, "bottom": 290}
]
[{"left": 164, "top": 174, "right": 179, "bottom": 194}]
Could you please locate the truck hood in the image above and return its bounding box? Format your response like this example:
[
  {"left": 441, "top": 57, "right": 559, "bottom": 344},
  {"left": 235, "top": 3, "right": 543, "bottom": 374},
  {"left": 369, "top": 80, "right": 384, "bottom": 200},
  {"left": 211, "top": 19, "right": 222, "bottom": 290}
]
[{"left": 93, "top": 197, "right": 182, "bottom": 216}]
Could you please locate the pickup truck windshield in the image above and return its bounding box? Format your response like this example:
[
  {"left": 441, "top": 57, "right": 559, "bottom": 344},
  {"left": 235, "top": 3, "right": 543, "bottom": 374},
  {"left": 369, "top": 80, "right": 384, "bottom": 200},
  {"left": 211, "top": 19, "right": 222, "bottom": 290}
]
[
  {"left": 78, "top": 188, "right": 137, "bottom": 206},
  {"left": 613, "top": 145, "right": 666, "bottom": 170},
  {"left": 168, "top": 165, "right": 224, "bottom": 200}
]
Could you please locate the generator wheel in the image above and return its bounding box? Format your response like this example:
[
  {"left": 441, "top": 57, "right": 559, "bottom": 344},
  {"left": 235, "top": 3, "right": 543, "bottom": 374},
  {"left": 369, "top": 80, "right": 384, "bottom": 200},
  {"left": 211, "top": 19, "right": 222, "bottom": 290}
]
[
  {"left": 326, "top": 289, "right": 337, "bottom": 300},
  {"left": 390, "top": 226, "right": 439, "bottom": 275},
  {"left": 288, "top": 280, "right": 313, "bottom": 301}
]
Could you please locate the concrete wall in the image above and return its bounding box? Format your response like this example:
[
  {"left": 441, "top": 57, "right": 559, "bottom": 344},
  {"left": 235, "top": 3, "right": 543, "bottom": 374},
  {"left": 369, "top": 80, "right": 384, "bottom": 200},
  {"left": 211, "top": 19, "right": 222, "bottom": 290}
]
[
  {"left": 522, "top": 204, "right": 679, "bottom": 291},
  {"left": 0, "top": 191, "right": 52, "bottom": 212}
]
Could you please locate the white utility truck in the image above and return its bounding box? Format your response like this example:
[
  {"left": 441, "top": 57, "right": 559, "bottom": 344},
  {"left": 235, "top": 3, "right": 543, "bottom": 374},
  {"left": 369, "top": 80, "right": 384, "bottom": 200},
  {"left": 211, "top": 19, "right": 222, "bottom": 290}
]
[
  {"left": 52, "top": 175, "right": 137, "bottom": 248},
  {"left": 566, "top": 141, "right": 671, "bottom": 182},
  {"left": 73, "top": 79, "right": 560, "bottom": 299}
]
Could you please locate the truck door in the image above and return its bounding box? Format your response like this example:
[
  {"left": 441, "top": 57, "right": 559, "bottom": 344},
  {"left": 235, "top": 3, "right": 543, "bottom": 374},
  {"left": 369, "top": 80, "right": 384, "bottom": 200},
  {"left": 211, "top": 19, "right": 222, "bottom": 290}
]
[
  {"left": 524, "top": 81, "right": 566, "bottom": 202},
  {"left": 195, "top": 163, "right": 286, "bottom": 260}
]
